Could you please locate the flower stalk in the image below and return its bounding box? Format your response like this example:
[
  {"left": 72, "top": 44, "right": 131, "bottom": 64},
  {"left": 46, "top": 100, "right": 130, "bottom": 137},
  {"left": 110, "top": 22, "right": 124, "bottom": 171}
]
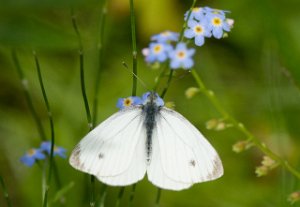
[
  {"left": 71, "top": 8, "right": 95, "bottom": 206},
  {"left": 12, "top": 50, "right": 47, "bottom": 141},
  {"left": 159, "top": 0, "right": 197, "bottom": 98},
  {"left": 33, "top": 52, "right": 56, "bottom": 207},
  {"left": 130, "top": 0, "right": 138, "bottom": 96},
  {"left": 92, "top": 0, "right": 107, "bottom": 126},
  {"left": 191, "top": 69, "right": 300, "bottom": 179},
  {"left": 0, "top": 175, "right": 12, "bottom": 207}
]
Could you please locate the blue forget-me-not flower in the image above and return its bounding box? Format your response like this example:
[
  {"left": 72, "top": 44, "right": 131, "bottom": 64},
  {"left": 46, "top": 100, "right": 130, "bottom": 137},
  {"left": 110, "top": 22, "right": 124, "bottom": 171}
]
[
  {"left": 184, "top": 20, "right": 211, "bottom": 46},
  {"left": 151, "top": 31, "right": 179, "bottom": 43},
  {"left": 142, "top": 6, "right": 233, "bottom": 69},
  {"left": 141, "top": 92, "right": 164, "bottom": 107},
  {"left": 116, "top": 92, "right": 164, "bottom": 110},
  {"left": 169, "top": 43, "right": 195, "bottom": 69},
  {"left": 203, "top": 7, "right": 229, "bottom": 16},
  {"left": 117, "top": 96, "right": 142, "bottom": 110},
  {"left": 20, "top": 148, "right": 46, "bottom": 167},
  {"left": 206, "top": 11, "right": 231, "bottom": 39},
  {"left": 184, "top": 7, "right": 206, "bottom": 21},
  {"left": 40, "top": 141, "right": 67, "bottom": 158},
  {"left": 145, "top": 42, "right": 173, "bottom": 63},
  {"left": 184, "top": 6, "right": 232, "bottom": 42}
]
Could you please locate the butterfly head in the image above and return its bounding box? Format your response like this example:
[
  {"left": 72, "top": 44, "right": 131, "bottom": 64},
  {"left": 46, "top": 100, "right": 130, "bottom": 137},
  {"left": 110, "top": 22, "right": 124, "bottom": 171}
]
[{"left": 142, "top": 91, "right": 164, "bottom": 107}]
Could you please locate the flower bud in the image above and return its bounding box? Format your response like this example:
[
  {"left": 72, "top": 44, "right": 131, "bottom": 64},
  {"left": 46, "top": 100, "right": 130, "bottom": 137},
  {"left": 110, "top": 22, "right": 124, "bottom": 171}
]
[
  {"left": 223, "top": 33, "right": 229, "bottom": 38},
  {"left": 142, "top": 48, "right": 149, "bottom": 56},
  {"left": 185, "top": 87, "right": 200, "bottom": 99},
  {"left": 151, "top": 62, "right": 161, "bottom": 69},
  {"left": 165, "top": 101, "right": 175, "bottom": 109},
  {"left": 262, "top": 156, "right": 277, "bottom": 169},
  {"left": 215, "top": 122, "right": 226, "bottom": 131},
  {"left": 255, "top": 166, "right": 269, "bottom": 177},
  {"left": 232, "top": 140, "right": 251, "bottom": 153},
  {"left": 288, "top": 191, "right": 300, "bottom": 204},
  {"left": 226, "top": 18, "right": 234, "bottom": 28},
  {"left": 206, "top": 119, "right": 218, "bottom": 130}
]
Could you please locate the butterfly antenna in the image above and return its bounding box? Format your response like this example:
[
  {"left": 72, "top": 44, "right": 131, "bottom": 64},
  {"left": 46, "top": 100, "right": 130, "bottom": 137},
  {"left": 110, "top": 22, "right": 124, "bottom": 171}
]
[{"left": 122, "top": 61, "right": 150, "bottom": 91}]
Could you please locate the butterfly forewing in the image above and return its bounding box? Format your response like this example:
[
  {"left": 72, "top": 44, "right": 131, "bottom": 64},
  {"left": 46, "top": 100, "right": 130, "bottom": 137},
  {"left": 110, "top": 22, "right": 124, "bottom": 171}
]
[
  {"left": 69, "top": 107, "right": 147, "bottom": 185},
  {"left": 153, "top": 107, "right": 223, "bottom": 185}
]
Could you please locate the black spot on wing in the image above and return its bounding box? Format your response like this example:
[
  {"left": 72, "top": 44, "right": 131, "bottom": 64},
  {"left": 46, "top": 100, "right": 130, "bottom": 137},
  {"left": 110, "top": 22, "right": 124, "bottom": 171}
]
[
  {"left": 190, "top": 160, "right": 196, "bottom": 167},
  {"left": 98, "top": 153, "right": 104, "bottom": 159}
]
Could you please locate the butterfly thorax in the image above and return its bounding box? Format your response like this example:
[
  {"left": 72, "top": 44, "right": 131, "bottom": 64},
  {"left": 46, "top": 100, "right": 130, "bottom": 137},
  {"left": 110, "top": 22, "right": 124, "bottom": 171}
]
[{"left": 142, "top": 93, "right": 161, "bottom": 164}]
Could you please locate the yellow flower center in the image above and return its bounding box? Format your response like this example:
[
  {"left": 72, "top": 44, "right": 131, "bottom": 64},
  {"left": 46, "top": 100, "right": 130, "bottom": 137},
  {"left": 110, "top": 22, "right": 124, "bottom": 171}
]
[
  {"left": 177, "top": 51, "right": 186, "bottom": 59},
  {"left": 194, "top": 25, "right": 203, "bottom": 34},
  {"left": 153, "top": 45, "right": 162, "bottom": 53},
  {"left": 27, "top": 149, "right": 36, "bottom": 156},
  {"left": 161, "top": 32, "right": 170, "bottom": 37},
  {"left": 123, "top": 98, "right": 132, "bottom": 107},
  {"left": 192, "top": 7, "right": 200, "bottom": 12},
  {"left": 212, "top": 17, "right": 222, "bottom": 26}
]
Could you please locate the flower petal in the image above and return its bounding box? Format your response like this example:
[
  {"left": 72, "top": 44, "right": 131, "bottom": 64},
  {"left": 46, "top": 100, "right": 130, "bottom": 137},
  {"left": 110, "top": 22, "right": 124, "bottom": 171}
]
[
  {"left": 187, "top": 48, "right": 196, "bottom": 56},
  {"left": 20, "top": 155, "right": 35, "bottom": 167},
  {"left": 116, "top": 98, "right": 125, "bottom": 109},
  {"left": 183, "top": 58, "right": 194, "bottom": 69},
  {"left": 184, "top": 29, "right": 195, "bottom": 39},
  {"left": 213, "top": 28, "right": 223, "bottom": 39},
  {"left": 222, "top": 22, "right": 231, "bottom": 32},
  {"left": 170, "top": 59, "right": 181, "bottom": 69},
  {"left": 157, "top": 52, "right": 168, "bottom": 62},
  {"left": 195, "top": 35, "right": 205, "bottom": 46}
]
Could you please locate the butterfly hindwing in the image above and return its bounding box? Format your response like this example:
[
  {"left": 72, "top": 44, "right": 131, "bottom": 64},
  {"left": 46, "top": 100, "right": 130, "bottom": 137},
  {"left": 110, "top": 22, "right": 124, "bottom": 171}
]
[{"left": 147, "top": 125, "right": 193, "bottom": 190}]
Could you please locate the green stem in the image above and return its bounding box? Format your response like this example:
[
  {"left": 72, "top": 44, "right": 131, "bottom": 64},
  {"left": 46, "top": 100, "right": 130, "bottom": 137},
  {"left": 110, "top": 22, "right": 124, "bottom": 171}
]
[
  {"left": 129, "top": 0, "right": 137, "bottom": 96},
  {"left": 71, "top": 8, "right": 83, "bottom": 51},
  {"left": 127, "top": 1, "right": 138, "bottom": 204},
  {"left": 71, "top": 9, "right": 95, "bottom": 207},
  {"left": 153, "top": 63, "right": 168, "bottom": 92},
  {"left": 155, "top": 188, "right": 162, "bottom": 207},
  {"left": 12, "top": 50, "right": 46, "bottom": 140},
  {"left": 99, "top": 185, "right": 107, "bottom": 207},
  {"left": 179, "top": 0, "right": 197, "bottom": 42},
  {"left": 159, "top": 0, "right": 197, "bottom": 98},
  {"left": 33, "top": 52, "right": 55, "bottom": 207},
  {"left": 71, "top": 9, "right": 93, "bottom": 130},
  {"left": 90, "top": 176, "right": 95, "bottom": 207},
  {"left": 191, "top": 69, "right": 300, "bottom": 179},
  {"left": 128, "top": 184, "right": 136, "bottom": 207},
  {"left": 160, "top": 70, "right": 174, "bottom": 98},
  {"left": 52, "top": 161, "right": 62, "bottom": 189},
  {"left": 92, "top": 0, "right": 107, "bottom": 126},
  {"left": 0, "top": 175, "right": 12, "bottom": 207},
  {"left": 115, "top": 187, "right": 125, "bottom": 207},
  {"left": 42, "top": 160, "right": 47, "bottom": 206},
  {"left": 79, "top": 46, "right": 93, "bottom": 130}
]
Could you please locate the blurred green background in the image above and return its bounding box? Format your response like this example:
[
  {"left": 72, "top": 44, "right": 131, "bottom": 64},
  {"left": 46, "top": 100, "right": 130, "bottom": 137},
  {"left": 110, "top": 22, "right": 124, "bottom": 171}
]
[{"left": 1, "top": 0, "right": 300, "bottom": 206}]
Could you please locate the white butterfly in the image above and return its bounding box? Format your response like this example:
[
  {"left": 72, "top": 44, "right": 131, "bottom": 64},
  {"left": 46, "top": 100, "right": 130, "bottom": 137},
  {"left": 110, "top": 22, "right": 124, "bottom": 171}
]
[{"left": 69, "top": 92, "right": 223, "bottom": 190}]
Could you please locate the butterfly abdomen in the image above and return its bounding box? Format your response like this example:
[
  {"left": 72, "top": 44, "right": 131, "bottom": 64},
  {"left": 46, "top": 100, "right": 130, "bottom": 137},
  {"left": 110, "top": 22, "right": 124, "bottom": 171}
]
[{"left": 143, "top": 102, "right": 160, "bottom": 163}]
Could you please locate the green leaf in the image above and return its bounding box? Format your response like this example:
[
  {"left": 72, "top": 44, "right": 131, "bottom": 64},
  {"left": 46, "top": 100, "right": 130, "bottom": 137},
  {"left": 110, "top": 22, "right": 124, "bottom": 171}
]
[{"left": 50, "top": 181, "right": 75, "bottom": 204}]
